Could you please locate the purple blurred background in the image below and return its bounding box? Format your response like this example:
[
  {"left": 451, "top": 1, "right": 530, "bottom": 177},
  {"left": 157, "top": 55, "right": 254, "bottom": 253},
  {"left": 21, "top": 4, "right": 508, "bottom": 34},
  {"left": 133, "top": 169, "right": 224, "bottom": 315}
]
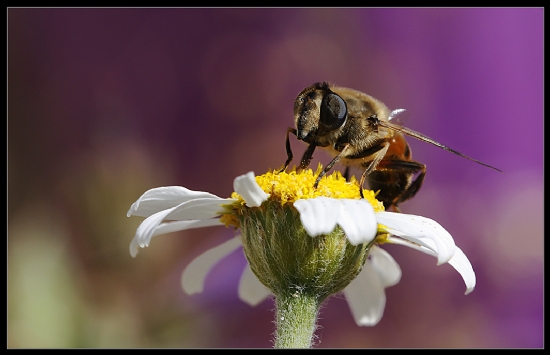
[{"left": 8, "top": 8, "right": 543, "bottom": 348}]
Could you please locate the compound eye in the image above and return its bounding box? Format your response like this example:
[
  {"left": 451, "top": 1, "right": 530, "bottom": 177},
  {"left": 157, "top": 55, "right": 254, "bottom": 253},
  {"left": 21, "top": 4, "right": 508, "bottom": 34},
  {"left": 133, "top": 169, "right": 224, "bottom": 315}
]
[{"left": 320, "top": 93, "right": 347, "bottom": 132}]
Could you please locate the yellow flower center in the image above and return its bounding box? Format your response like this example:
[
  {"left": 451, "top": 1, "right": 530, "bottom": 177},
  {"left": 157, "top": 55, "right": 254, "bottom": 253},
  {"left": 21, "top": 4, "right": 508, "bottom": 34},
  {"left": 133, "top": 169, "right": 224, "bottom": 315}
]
[{"left": 221, "top": 166, "right": 385, "bottom": 228}]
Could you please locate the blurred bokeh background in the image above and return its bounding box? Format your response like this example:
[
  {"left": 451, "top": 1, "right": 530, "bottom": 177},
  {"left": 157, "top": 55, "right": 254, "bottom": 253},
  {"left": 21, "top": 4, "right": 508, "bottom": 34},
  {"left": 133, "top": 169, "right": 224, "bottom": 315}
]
[{"left": 8, "top": 8, "right": 543, "bottom": 348}]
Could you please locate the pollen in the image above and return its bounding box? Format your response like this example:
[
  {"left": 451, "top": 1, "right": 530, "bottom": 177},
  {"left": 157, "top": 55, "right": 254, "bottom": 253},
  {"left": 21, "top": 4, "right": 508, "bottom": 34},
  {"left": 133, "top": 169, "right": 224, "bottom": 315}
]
[
  {"left": 220, "top": 213, "right": 241, "bottom": 229},
  {"left": 229, "top": 165, "right": 385, "bottom": 211}
]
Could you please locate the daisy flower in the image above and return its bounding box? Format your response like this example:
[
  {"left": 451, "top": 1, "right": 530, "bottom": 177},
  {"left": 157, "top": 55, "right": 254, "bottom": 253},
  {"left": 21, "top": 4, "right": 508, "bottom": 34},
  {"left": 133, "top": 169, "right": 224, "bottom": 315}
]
[{"left": 127, "top": 168, "right": 475, "bottom": 348}]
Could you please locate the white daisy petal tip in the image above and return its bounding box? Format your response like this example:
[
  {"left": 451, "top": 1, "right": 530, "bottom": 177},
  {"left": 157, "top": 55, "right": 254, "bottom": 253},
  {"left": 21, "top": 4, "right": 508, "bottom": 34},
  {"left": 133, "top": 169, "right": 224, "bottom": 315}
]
[
  {"left": 343, "top": 255, "right": 388, "bottom": 327},
  {"left": 129, "top": 238, "right": 140, "bottom": 258},
  {"left": 238, "top": 264, "right": 271, "bottom": 306},
  {"left": 294, "top": 198, "right": 377, "bottom": 245},
  {"left": 356, "top": 316, "right": 381, "bottom": 327},
  {"left": 337, "top": 199, "right": 377, "bottom": 245},
  {"left": 447, "top": 246, "right": 476, "bottom": 295},
  {"left": 126, "top": 206, "right": 135, "bottom": 218},
  {"left": 127, "top": 198, "right": 142, "bottom": 217},
  {"left": 293, "top": 197, "right": 340, "bottom": 237},
  {"left": 233, "top": 172, "right": 270, "bottom": 207},
  {"left": 181, "top": 237, "right": 243, "bottom": 295}
]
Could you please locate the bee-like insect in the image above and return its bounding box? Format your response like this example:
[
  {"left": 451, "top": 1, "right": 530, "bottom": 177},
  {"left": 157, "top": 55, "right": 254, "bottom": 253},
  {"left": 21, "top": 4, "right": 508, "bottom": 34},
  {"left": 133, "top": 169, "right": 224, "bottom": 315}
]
[{"left": 280, "top": 82, "right": 502, "bottom": 212}]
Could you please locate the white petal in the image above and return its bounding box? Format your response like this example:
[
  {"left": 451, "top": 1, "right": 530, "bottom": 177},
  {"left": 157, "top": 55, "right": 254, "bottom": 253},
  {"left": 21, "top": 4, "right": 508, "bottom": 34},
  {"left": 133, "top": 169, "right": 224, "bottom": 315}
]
[
  {"left": 181, "top": 236, "right": 242, "bottom": 294},
  {"left": 233, "top": 172, "right": 269, "bottom": 207},
  {"left": 294, "top": 197, "right": 340, "bottom": 237},
  {"left": 385, "top": 235, "right": 438, "bottom": 257},
  {"left": 154, "top": 219, "right": 224, "bottom": 236},
  {"left": 130, "top": 217, "right": 225, "bottom": 258},
  {"left": 376, "top": 212, "right": 456, "bottom": 265},
  {"left": 336, "top": 199, "right": 378, "bottom": 245},
  {"left": 127, "top": 186, "right": 222, "bottom": 217},
  {"left": 165, "top": 198, "right": 232, "bottom": 220},
  {"left": 343, "top": 256, "right": 387, "bottom": 326},
  {"left": 133, "top": 206, "right": 178, "bottom": 249},
  {"left": 385, "top": 236, "right": 476, "bottom": 294},
  {"left": 131, "top": 198, "right": 230, "bottom": 255},
  {"left": 129, "top": 238, "right": 141, "bottom": 258},
  {"left": 447, "top": 246, "right": 476, "bottom": 295},
  {"left": 238, "top": 264, "right": 271, "bottom": 306},
  {"left": 369, "top": 246, "right": 402, "bottom": 288}
]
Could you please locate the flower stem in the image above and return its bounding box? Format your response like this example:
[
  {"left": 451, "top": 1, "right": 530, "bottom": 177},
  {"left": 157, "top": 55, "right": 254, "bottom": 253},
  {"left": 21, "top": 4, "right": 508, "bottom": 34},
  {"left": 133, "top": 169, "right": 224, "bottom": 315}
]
[{"left": 274, "top": 291, "right": 321, "bottom": 348}]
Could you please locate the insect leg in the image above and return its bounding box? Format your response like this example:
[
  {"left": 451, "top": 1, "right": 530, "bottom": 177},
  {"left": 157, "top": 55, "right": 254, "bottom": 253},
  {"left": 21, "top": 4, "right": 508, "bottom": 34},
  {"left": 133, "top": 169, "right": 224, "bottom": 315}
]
[
  {"left": 358, "top": 142, "right": 390, "bottom": 198},
  {"left": 299, "top": 143, "right": 317, "bottom": 170},
  {"left": 279, "top": 127, "right": 298, "bottom": 173},
  {"left": 313, "top": 144, "right": 351, "bottom": 188},
  {"left": 343, "top": 166, "right": 350, "bottom": 180},
  {"left": 379, "top": 160, "right": 426, "bottom": 208}
]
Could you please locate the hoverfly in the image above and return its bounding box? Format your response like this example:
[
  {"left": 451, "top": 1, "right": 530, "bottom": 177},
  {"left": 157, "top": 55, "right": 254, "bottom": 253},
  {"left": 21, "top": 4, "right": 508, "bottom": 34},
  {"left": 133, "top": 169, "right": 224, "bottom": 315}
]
[{"left": 280, "top": 82, "right": 502, "bottom": 212}]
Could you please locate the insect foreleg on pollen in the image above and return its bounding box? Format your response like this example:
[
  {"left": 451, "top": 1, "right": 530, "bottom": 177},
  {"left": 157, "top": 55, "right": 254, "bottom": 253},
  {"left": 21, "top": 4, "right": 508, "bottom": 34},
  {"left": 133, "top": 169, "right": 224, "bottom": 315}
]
[
  {"left": 279, "top": 127, "right": 298, "bottom": 173},
  {"left": 279, "top": 127, "right": 318, "bottom": 173}
]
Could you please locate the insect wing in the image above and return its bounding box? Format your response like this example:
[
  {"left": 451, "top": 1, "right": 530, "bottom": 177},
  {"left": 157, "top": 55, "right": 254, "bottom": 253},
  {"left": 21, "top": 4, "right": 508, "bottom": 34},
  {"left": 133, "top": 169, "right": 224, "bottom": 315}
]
[
  {"left": 388, "top": 108, "right": 409, "bottom": 125},
  {"left": 376, "top": 118, "right": 502, "bottom": 172}
]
